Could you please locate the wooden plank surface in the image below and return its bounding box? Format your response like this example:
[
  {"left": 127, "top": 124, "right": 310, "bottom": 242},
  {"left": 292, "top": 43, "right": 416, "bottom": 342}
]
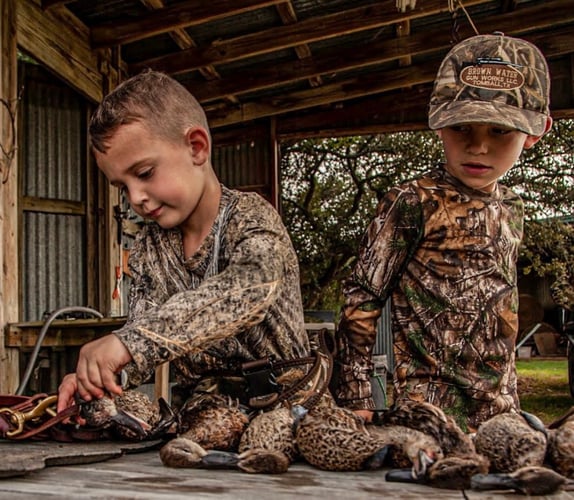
[
  {"left": 5, "top": 317, "right": 127, "bottom": 348},
  {"left": 0, "top": 440, "right": 161, "bottom": 478},
  {"left": 0, "top": 445, "right": 572, "bottom": 499}
]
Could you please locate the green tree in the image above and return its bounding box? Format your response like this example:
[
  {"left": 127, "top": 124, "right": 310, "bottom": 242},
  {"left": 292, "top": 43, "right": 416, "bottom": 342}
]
[{"left": 280, "top": 120, "right": 574, "bottom": 311}]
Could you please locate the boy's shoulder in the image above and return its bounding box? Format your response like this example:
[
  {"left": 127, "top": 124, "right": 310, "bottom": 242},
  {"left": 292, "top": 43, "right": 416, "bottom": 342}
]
[{"left": 227, "top": 187, "right": 280, "bottom": 216}]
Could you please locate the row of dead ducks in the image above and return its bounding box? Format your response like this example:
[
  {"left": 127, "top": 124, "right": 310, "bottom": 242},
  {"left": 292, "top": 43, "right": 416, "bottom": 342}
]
[{"left": 78, "top": 391, "right": 574, "bottom": 496}]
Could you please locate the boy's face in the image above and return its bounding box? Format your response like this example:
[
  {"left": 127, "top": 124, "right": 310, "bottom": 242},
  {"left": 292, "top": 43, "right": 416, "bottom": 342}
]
[
  {"left": 436, "top": 123, "right": 543, "bottom": 193},
  {"left": 94, "top": 121, "right": 210, "bottom": 230}
]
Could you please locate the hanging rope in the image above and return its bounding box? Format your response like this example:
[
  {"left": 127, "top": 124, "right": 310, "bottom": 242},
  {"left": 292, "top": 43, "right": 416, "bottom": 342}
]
[
  {"left": 449, "top": 0, "right": 480, "bottom": 41},
  {"left": 396, "top": 0, "right": 417, "bottom": 13}
]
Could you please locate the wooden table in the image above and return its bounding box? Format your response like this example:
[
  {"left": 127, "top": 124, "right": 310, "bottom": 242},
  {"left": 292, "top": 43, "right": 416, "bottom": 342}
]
[{"left": 1, "top": 441, "right": 570, "bottom": 499}]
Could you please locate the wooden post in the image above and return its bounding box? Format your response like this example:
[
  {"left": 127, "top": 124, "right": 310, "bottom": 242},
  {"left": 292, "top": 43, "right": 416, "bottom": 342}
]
[{"left": 0, "top": 0, "right": 20, "bottom": 393}]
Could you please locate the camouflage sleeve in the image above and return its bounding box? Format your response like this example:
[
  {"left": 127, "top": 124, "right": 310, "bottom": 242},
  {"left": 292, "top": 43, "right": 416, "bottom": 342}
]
[
  {"left": 334, "top": 186, "right": 423, "bottom": 410},
  {"left": 115, "top": 198, "right": 294, "bottom": 387}
]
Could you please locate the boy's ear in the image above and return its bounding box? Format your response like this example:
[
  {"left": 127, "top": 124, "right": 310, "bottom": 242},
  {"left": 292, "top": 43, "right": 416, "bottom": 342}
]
[
  {"left": 184, "top": 126, "right": 210, "bottom": 164},
  {"left": 524, "top": 116, "right": 553, "bottom": 149}
]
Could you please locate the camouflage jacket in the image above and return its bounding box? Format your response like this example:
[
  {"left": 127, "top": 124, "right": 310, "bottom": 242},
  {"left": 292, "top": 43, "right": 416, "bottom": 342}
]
[
  {"left": 335, "top": 166, "right": 523, "bottom": 431},
  {"left": 116, "top": 186, "right": 309, "bottom": 390}
]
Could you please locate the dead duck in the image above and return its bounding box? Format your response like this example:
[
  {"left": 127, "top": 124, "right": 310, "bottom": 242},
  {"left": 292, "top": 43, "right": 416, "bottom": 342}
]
[
  {"left": 378, "top": 400, "right": 476, "bottom": 457},
  {"left": 239, "top": 406, "right": 298, "bottom": 462},
  {"left": 386, "top": 453, "right": 490, "bottom": 490},
  {"left": 161, "top": 393, "right": 289, "bottom": 474},
  {"left": 471, "top": 465, "right": 574, "bottom": 495},
  {"left": 546, "top": 407, "right": 574, "bottom": 478},
  {"left": 368, "top": 424, "right": 443, "bottom": 477},
  {"left": 78, "top": 390, "right": 175, "bottom": 441},
  {"left": 159, "top": 437, "right": 289, "bottom": 474},
  {"left": 474, "top": 410, "right": 547, "bottom": 473},
  {"left": 380, "top": 400, "right": 489, "bottom": 489},
  {"left": 292, "top": 405, "right": 390, "bottom": 472},
  {"left": 177, "top": 393, "right": 249, "bottom": 451}
]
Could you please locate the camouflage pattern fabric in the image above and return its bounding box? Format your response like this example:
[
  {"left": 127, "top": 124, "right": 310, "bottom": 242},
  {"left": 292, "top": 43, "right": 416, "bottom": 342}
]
[
  {"left": 428, "top": 33, "right": 550, "bottom": 136},
  {"left": 335, "top": 167, "right": 523, "bottom": 432},
  {"left": 115, "top": 186, "right": 309, "bottom": 391}
]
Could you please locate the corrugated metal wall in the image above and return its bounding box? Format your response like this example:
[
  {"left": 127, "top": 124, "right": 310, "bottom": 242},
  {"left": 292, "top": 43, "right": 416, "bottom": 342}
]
[
  {"left": 212, "top": 139, "right": 272, "bottom": 202},
  {"left": 22, "top": 214, "right": 86, "bottom": 320},
  {"left": 19, "top": 63, "right": 88, "bottom": 322}
]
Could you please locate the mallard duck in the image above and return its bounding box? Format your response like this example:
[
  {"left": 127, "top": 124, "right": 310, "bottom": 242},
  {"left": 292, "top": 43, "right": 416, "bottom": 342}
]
[
  {"left": 159, "top": 437, "right": 289, "bottom": 473},
  {"left": 546, "top": 407, "right": 574, "bottom": 478},
  {"left": 380, "top": 400, "right": 489, "bottom": 489},
  {"left": 471, "top": 465, "right": 574, "bottom": 495},
  {"left": 177, "top": 393, "right": 249, "bottom": 451},
  {"left": 378, "top": 400, "right": 476, "bottom": 457},
  {"left": 474, "top": 411, "right": 547, "bottom": 473},
  {"left": 78, "top": 390, "right": 175, "bottom": 441},
  {"left": 386, "top": 453, "right": 490, "bottom": 490},
  {"left": 161, "top": 392, "right": 290, "bottom": 474},
  {"left": 239, "top": 406, "right": 298, "bottom": 462},
  {"left": 368, "top": 424, "right": 443, "bottom": 476},
  {"left": 293, "top": 405, "right": 390, "bottom": 472}
]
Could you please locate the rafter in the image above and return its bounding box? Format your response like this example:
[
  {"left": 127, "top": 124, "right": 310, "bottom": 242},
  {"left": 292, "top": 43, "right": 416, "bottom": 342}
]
[
  {"left": 128, "top": 0, "right": 491, "bottom": 74},
  {"left": 90, "top": 0, "right": 286, "bottom": 48},
  {"left": 205, "top": 21, "right": 574, "bottom": 128},
  {"left": 186, "top": 5, "right": 574, "bottom": 105}
]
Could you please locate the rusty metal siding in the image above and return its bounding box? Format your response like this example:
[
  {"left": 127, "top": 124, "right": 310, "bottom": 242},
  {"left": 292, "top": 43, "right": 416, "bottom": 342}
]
[
  {"left": 21, "top": 76, "right": 85, "bottom": 201},
  {"left": 22, "top": 213, "right": 87, "bottom": 321},
  {"left": 19, "top": 64, "right": 88, "bottom": 322},
  {"left": 212, "top": 139, "right": 272, "bottom": 200}
]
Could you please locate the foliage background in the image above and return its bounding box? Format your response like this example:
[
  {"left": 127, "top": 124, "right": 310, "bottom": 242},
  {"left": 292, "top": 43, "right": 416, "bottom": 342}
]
[{"left": 280, "top": 120, "right": 574, "bottom": 312}]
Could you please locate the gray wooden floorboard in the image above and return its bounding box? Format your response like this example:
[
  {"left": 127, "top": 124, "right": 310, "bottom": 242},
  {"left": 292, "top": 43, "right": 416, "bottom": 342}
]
[{"left": 0, "top": 447, "right": 572, "bottom": 499}]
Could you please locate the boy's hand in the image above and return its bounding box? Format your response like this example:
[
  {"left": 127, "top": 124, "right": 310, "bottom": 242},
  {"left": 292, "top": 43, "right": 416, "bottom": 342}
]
[
  {"left": 74, "top": 334, "right": 132, "bottom": 402},
  {"left": 57, "top": 372, "right": 80, "bottom": 414}
]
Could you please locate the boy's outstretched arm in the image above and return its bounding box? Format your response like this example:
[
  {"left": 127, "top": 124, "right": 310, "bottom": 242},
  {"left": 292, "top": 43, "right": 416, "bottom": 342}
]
[{"left": 57, "top": 334, "right": 132, "bottom": 412}]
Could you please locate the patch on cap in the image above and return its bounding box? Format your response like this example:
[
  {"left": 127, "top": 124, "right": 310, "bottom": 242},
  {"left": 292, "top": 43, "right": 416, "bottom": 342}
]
[
  {"left": 428, "top": 33, "right": 551, "bottom": 136},
  {"left": 460, "top": 59, "right": 524, "bottom": 91}
]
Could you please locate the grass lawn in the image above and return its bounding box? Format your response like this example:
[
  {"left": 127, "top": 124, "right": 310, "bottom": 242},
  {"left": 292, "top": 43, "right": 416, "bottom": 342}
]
[{"left": 516, "top": 358, "right": 573, "bottom": 425}]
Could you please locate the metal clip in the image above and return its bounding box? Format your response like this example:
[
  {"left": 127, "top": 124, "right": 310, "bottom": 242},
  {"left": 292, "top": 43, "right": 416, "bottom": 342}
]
[{"left": 0, "top": 395, "right": 58, "bottom": 437}]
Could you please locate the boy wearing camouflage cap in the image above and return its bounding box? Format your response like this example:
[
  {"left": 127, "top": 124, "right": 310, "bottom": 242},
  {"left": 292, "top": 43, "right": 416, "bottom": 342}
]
[{"left": 334, "top": 33, "right": 553, "bottom": 432}]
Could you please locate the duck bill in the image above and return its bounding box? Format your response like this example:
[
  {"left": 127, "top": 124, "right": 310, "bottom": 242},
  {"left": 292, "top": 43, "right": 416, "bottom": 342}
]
[
  {"left": 470, "top": 473, "right": 517, "bottom": 491},
  {"left": 386, "top": 468, "right": 427, "bottom": 485},
  {"left": 199, "top": 450, "right": 241, "bottom": 469},
  {"left": 111, "top": 409, "right": 151, "bottom": 439}
]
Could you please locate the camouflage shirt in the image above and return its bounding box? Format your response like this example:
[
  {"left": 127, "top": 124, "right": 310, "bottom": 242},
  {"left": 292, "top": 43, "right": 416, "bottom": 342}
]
[
  {"left": 115, "top": 186, "right": 309, "bottom": 390},
  {"left": 335, "top": 166, "right": 523, "bottom": 431}
]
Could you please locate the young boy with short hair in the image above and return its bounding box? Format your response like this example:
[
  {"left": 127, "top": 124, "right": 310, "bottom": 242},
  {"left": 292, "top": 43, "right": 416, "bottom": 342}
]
[
  {"left": 57, "top": 72, "right": 329, "bottom": 433},
  {"left": 334, "top": 33, "right": 553, "bottom": 432}
]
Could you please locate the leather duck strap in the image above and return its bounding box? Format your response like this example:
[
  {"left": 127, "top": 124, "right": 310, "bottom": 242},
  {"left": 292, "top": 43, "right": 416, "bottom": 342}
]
[{"left": 0, "top": 393, "right": 92, "bottom": 441}]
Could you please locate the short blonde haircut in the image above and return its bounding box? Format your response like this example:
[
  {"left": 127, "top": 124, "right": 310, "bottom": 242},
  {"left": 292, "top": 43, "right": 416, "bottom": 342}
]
[{"left": 89, "top": 70, "right": 210, "bottom": 154}]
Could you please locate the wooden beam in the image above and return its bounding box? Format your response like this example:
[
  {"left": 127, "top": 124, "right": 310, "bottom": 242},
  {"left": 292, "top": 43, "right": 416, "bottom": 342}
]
[
  {"left": 138, "top": 0, "right": 223, "bottom": 82},
  {"left": 17, "top": 0, "right": 103, "bottom": 103},
  {"left": 275, "top": 1, "right": 322, "bottom": 88},
  {"left": 206, "top": 21, "right": 574, "bottom": 128},
  {"left": 208, "top": 62, "right": 438, "bottom": 128},
  {"left": 130, "top": 0, "right": 491, "bottom": 75},
  {"left": 0, "top": 0, "right": 20, "bottom": 393},
  {"left": 190, "top": 5, "right": 574, "bottom": 104},
  {"left": 277, "top": 87, "right": 431, "bottom": 139},
  {"left": 91, "top": 0, "right": 286, "bottom": 48},
  {"left": 190, "top": 27, "right": 446, "bottom": 104},
  {"left": 5, "top": 317, "right": 127, "bottom": 348},
  {"left": 22, "top": 196, "right": 86, "bottom": 215}
]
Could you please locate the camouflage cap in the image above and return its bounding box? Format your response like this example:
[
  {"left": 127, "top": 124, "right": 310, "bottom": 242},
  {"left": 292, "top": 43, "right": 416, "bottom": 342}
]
[{"left": 428, "top": 33, "right": 550, "bottom": 136}]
